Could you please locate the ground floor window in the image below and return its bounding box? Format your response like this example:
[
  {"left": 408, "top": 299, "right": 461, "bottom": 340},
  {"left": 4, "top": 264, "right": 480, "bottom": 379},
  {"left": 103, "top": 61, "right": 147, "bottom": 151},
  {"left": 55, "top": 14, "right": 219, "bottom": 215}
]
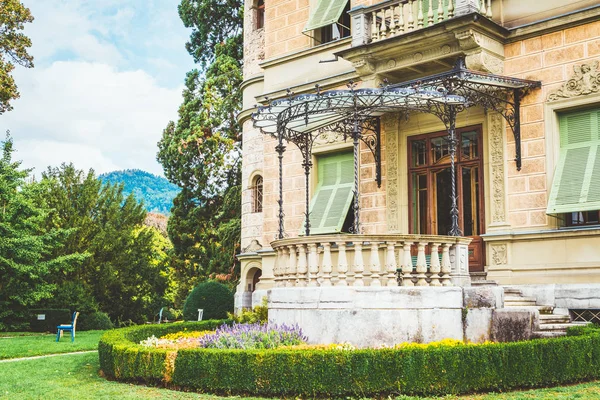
[
  {"left": 306, "top": 151, "right": 354, "bottom": 235},
  {"left": 547, "top": 107, "right": 600, "bottom": 226}
]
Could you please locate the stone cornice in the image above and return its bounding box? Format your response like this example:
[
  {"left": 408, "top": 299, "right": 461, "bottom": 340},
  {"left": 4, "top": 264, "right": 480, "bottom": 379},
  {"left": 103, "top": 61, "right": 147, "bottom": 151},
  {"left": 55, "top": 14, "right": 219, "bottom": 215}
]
[{"left": 335, "top": 13, "right": 509, "bottom": 77}]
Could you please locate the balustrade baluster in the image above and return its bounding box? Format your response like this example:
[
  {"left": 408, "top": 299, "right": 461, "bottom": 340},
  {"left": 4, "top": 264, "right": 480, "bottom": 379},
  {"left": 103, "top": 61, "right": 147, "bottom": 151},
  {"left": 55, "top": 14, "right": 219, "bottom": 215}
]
[
  {"left": 296, "top": 244, "right": 307, "bottom": 287},
  {"left": 369, "top": 242, "right": 381, "bottom": 286},
  {"left": 429, "top": 243, "right": 442, "bottom": 286},
  {"left": 401, "top": 242, "right": 414, "bottom": 286},
  {"left": 273, "top": 248, "right": 282, "bottom": 287},
  {"left": 321, "top": 242, "right": 333, "bottom": 286},
  {"left": 486, "top": 0, "right": 492, "bottom": 18},
  {"left": 479, "top": 0, "right": 486, "bottom": 16},
  {"left": 353, "top": 242, "right": 365, "bottom": 286},
  {"left": 415, "top": 241, "right": 428, "bottom": 286},
  {"left": 336, "top": 242, "right": 349, "bottom": 286},
  {"left": 307, "top": 243, "right": 319, "bottom": 287},
  {"left": 380, "top": 9, "right": 388, "bottom": 38},
  {"left": 407, "top": 0, "right": 415, "bottom": 30},
  {"left": 441, "top": 243, "right": 452, "bottom": 286},
  {"left": 389, "top": 6, "right": 397, "bottom": 36},
  {"left": 427, "top": 0, "right": 434, "bottom": 25},
  {"left": 417, "top": 0, "right": 424, "bottom": 28},
  {"left": 437, "top": 0, "right": 444, "bottom": 22},
  {"left": 371, "top": 11, "right": 379, "bottom": 41},
  {"left": 287, "top": 245, "right": 296, "bottom": 287},
  {"left": 447, "top": 0, "right": 454, "bottom": 18},
  {"left": 398, "top": 4, "right": 405, "bottom": 33},
  {"left": 386, "top": 242, "right": 398, "bottom": 286}
]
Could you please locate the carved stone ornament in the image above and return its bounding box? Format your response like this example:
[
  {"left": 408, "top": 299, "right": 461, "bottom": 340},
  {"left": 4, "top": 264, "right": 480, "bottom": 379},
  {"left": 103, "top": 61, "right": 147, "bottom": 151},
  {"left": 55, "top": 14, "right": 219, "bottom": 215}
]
[
  {"left": 548, "top": 61, "right": 600, "bottom": 101},
  {"left": 243, "top": 239, "right": 263, "bottom": 253},
  {"left": 489, "top": 113, "right": 507, "bottom": 223},
  {"left": 491, "top": 244, "right": 507, "bottom": 266},
  {"left": 383, "top": 114, "right": 399, "bottom": 232}
]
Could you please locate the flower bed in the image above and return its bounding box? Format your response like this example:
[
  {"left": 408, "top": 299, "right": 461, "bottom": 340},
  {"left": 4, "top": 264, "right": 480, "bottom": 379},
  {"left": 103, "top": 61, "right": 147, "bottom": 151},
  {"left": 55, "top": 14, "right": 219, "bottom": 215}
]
[{"left": 99, "top": 322, "right": 600, "bottom": 397}]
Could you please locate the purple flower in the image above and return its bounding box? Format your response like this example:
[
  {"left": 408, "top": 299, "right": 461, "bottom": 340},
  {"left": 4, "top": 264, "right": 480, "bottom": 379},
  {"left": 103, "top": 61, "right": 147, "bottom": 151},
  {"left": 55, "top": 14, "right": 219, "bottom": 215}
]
[{"left": 198, "top": 322, "right": 308, "bottom": 349}]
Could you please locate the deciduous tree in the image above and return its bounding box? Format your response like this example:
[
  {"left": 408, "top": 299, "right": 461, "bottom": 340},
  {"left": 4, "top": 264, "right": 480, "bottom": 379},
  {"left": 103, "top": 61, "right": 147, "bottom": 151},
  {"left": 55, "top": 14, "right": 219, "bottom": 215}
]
[{"left": 0, "top": 0, "right": 34, "bottom": 113}]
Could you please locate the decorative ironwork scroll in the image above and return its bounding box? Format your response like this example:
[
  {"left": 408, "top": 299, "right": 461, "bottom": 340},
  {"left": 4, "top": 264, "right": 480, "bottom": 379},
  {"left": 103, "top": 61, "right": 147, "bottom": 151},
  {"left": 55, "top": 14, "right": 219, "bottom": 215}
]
[{"left": 251, "top": 57, "right": 540, "bottom": 237}]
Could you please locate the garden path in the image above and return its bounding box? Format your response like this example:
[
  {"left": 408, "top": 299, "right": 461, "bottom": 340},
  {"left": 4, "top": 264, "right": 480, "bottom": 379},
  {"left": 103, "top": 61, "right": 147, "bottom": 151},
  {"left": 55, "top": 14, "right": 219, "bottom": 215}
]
[{"left": 0, "top": 350, "right": 97, "bottom": 363}]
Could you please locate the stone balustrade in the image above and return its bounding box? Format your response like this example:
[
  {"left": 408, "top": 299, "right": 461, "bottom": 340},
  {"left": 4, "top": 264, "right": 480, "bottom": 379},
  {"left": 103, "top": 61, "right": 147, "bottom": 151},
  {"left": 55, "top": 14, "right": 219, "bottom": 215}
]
[
  {"left": 349, "top": 0, "right": 494, "bottom": 47},
  {"left": 271, "top": 234, "right": 472, "bottom": 288}
]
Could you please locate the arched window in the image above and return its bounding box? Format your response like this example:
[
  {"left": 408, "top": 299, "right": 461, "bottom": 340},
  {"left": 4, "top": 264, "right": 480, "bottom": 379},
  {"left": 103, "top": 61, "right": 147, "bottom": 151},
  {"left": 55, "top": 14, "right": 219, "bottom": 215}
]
[
  {"left": 252, "top": 175, "right": 263, "bottom": 213},
  {"left": 256, "top": 0, "right": 265, "bottom": 29}
]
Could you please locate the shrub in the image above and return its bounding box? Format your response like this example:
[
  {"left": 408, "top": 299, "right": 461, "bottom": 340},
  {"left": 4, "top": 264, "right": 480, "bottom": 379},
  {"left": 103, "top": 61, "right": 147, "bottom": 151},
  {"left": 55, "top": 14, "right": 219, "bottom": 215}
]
[
  {"left": 78, "top": 311, "right": 114, "bottom": 331},
  {"left": 99, "top": 325, "right": 600, "bottom": 398},
  {"left": 229, "top": 297, "right": 268, "bottom": 324},
  {"left": 182, "top": 281, "right": 233, "bottom": 321},
  {"left": 29, "top": 309, "right": 71, "bottom": 332},
  {"left": 199, "top": 322, "right": 307, "bottom": 349},
  {"left": 98, "top": 319, "right": 229, "bottom": 383}
]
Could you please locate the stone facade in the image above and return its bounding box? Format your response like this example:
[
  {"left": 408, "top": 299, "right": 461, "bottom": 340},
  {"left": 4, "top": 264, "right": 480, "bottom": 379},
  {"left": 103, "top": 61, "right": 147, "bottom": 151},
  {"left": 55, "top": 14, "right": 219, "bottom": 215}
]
[{"left": 237, "top": 1, "right": 600, "bottom": 302}]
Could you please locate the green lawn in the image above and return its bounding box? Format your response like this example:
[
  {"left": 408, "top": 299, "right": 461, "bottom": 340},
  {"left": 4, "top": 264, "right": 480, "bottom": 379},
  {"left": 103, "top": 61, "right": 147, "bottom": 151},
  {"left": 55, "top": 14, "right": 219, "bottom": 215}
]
[
  {"left": 0, "top": 330, "right": 104, "bottom": 360},
  {"left": 0, "top": 351, "right": 599, "bottom": 400}
]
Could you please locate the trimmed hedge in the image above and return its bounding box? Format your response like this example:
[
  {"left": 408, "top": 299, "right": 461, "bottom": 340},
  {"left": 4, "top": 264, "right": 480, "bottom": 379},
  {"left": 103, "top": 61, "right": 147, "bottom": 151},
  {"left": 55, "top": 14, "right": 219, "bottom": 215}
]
[
  {"left": 99, "top": 324, "right": 600, "bottom": 398},
  {"left": 78, "top": 312, "right": 114, "bottom": 331},
  {"left": 98, "top": 320, "right": 228, "bottom": 384}
]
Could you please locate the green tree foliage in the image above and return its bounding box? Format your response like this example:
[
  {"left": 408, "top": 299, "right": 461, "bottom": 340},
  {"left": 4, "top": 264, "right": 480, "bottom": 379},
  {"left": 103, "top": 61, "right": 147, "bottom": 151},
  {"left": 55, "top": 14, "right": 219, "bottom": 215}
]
[
  {"left": 182, "top": 281, "right": 233, "bottom": 321},
  {"left": 0, "top": 135, "right": 83, "bottom": 330},
  {"left": 157, "top": 0, "right": 243, "bottom": 302},
  {"left": 38, "top": 164, "right": 171, "bottom": 325},
  {"left": 99, "top": 169, "right": 180, "bottom": 215},
  {"left": 0, "top": 0, "right": 34, "bottom": 114}
]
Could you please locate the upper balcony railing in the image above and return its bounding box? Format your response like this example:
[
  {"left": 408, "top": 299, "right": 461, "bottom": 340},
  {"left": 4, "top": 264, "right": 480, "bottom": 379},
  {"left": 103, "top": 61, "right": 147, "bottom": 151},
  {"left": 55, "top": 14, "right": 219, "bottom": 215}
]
[
  {"left": 271, "top": 234, "right": 472, "bottom": 288},
  {"left": 350, "top": 0, "right": 494, "bottom": 47}
]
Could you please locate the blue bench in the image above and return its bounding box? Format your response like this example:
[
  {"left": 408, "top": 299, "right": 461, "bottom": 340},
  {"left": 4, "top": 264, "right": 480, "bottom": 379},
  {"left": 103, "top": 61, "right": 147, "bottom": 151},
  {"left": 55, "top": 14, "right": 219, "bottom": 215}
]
[{"left": 56, "top": 311, "right": 79, "bottom": 342}]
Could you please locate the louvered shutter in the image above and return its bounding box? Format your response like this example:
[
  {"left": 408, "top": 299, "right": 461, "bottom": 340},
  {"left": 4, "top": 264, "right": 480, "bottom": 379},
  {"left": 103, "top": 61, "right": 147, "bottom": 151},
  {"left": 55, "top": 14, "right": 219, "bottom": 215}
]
[
  {"left": 303, "top": 0, "right": 348, "bottom": 33},
  {"left": 304, "top": 152, "right": 354, "bottom": 235},
  {"left": 547, "top": 109, "right": 600, "bottom": 214}
]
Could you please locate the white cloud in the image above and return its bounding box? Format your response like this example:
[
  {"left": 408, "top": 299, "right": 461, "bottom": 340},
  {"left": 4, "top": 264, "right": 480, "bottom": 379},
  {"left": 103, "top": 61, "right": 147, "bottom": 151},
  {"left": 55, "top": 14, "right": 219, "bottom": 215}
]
[{"left": 2, "top": 61, "right": 183, "bottom": 176}]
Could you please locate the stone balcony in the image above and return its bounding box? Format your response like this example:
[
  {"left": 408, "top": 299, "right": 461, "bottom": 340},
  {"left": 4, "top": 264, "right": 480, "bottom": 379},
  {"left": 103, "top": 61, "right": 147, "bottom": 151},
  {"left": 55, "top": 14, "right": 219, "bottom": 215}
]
[
  {"left": 271, "top": 234, "right": 472, "bottom": 288},
  {"left": 339, "top": 0, "right": 507, "bottom": 80}
]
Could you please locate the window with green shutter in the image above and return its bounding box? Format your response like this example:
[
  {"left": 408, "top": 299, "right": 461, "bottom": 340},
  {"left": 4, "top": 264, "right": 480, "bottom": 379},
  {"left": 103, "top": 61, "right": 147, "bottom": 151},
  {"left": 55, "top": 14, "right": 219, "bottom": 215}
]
[
  {"left": 547, "top": 108, "right": 600, "bottom": 217},
  {"left": 304, "top": 151, "right": 354, "bottom": 235},
  {"left": 303, "top": 0, "right": 350, "bottom": 44}
]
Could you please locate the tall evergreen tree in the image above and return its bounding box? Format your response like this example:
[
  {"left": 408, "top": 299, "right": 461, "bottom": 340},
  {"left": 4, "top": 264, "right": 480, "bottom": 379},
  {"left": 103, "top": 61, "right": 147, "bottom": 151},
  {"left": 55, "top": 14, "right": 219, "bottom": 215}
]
[
  {"left": 157, "top": 0, "right": 243, "bottom": 302},
  {"left": 38, "top": 164, "right": 170, "bottom": 324},
  {"left": 0, "top": 135, "right": 83, "bottom": 330}
]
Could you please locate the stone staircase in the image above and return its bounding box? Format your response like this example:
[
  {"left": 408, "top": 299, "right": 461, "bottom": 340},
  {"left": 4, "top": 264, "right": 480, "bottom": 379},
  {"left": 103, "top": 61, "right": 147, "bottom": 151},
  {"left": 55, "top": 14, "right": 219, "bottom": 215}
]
[{"left": 503, "top": 287, "right": 586, "bottom": 338}]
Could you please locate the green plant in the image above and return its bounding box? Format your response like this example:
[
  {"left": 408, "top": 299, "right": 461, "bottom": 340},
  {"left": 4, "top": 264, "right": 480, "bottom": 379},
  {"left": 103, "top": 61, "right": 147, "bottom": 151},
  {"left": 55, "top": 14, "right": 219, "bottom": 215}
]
[
  {"left": 228, "top": 297, "right": 268, "bottom": 324},
  {"left": 100, "top": 325, "right": 600, "bottom": 398},
  {"left": 98, "top": 319, "right": 228, "bottom": 383},
  {"left": 78, "top": 312, "right": 114, "bottom": 331},
  {"left": 182, "top": 281, "right": 233, "bottom": 321}
]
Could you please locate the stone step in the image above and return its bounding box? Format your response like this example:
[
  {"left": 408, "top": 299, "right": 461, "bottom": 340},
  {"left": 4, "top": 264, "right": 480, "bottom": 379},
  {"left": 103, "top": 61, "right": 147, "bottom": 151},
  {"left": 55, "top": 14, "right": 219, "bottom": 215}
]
[
  {"left": 537, "top": 323, "right": 578, "bottom": 331},
  {"left": 502, "top": 305, "right": 555, "bottom": 314},
  {"left": 504, "top": 300, "right": 538, "bottom": 307},
  {"left": 505, "top": 295, "right": 537, "bottom": 303},
  {"left": 503, "top": 288, "right": 522, "bottom": 295},
  {"left": 539, "top": 314, "right": 571, "bottom": 324},
  {"left": 532, "top": 330, "right": 567, "bottom": 339},
  {"left": 471, "top": 280, "right": 498, "bottom": 286}
]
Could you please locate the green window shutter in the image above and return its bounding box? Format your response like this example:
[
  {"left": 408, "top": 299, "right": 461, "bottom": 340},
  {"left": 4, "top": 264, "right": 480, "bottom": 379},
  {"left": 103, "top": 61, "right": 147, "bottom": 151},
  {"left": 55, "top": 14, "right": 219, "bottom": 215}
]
[
  {"left": 303, "top": 0, "right": 348, "bottom": 33},
  {"left": 547, "top": 109, "right": 600, "bottom": 214},
  {"left": 304, "top": 152, "right": 354, "bottom": 235}
]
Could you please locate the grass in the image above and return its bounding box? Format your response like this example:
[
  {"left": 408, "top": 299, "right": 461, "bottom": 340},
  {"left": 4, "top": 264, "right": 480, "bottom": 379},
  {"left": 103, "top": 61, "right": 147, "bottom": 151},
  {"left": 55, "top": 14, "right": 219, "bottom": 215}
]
[
  {"left": 0, "top": 330, "right": 104, "bottom": 360},
  {"left": 0, "top": 351, "right": 599, "bottom": 400}
]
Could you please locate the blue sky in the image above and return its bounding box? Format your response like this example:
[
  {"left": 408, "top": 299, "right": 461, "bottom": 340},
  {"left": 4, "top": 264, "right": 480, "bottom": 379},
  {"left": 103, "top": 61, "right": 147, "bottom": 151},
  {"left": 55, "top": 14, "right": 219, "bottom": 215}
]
[{"left": 1, "top": 0, "right": 195, "bottom": 176}]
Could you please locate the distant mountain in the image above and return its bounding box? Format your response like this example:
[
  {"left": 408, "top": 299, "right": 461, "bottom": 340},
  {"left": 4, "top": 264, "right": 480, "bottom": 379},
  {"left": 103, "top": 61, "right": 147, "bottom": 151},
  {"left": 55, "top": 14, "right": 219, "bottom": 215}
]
[{"left": 99, "top": 169, "right": 180, "bottom": 215}]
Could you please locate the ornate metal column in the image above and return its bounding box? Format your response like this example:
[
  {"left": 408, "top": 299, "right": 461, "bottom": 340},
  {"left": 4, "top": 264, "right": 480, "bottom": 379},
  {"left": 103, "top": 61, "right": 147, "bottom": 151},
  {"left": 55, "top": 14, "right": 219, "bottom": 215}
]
[
  {"left": 447, "top": 105, "right": 461, "bottom": 237},
  {"left": 302, "top": 134, "right": 313, "bottom": 236},
  {"left": 275, "top": 129, "right": 286, "bottom": 239}
]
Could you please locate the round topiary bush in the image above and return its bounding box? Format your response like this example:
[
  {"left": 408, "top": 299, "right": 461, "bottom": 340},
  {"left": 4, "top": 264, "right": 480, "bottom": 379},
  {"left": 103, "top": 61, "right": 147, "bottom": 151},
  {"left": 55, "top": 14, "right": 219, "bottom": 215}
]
[
  {"left": 78, "top": 311, "right": 114, "bottom": 331},
  {"left": 182, "top": 281, "right": 234, "bottom": 321}
]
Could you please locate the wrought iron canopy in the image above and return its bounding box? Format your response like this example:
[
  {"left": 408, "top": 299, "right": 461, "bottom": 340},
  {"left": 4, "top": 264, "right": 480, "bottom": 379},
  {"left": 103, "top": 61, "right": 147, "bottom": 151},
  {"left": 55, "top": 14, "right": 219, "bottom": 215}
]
[{"left": 250, "top": 58, "right": 541, "bottom": 239}]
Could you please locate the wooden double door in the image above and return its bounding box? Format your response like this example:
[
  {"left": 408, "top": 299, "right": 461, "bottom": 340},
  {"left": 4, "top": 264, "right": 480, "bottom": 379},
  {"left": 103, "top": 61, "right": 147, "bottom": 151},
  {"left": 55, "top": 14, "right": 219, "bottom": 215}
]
[{"left": 408, "top": 126, "right": 485, "bottom": 272}]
